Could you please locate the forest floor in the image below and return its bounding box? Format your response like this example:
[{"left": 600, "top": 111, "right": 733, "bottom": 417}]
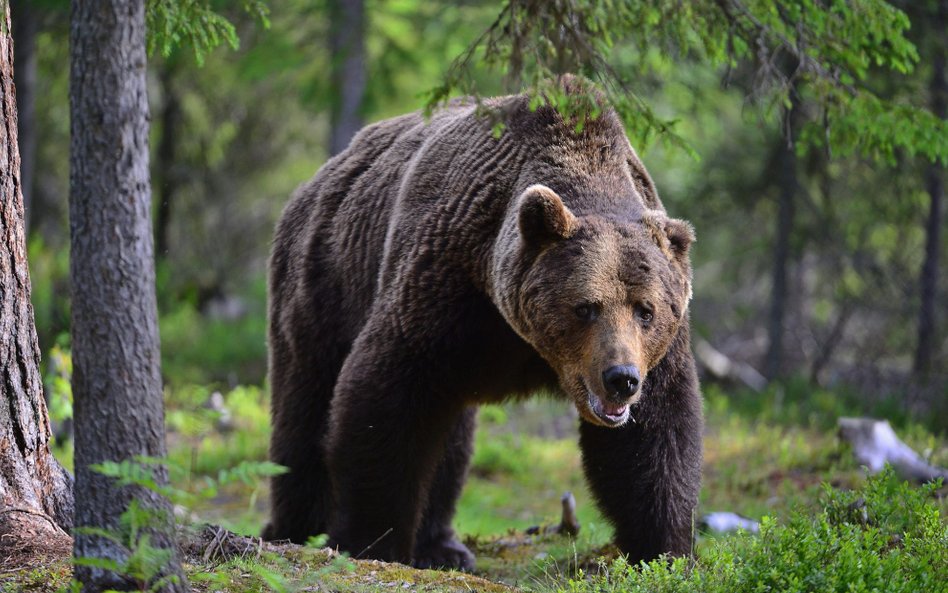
[{"left": 2, "top": 383, "right": 946, "bottom": 592}]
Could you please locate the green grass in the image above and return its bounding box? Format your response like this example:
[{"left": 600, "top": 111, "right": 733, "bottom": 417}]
[
  {"left": 0, "top": 565, "right": 72, "bottom": 593},
  {"left": 548, "top": 470, "right": 948, "bottom": 593},
  {"left": 158, "top": 300, "right": 268, "bottom": 388},
  {"left": 36, "top": 381, "right": 947, "bottom": 593}
]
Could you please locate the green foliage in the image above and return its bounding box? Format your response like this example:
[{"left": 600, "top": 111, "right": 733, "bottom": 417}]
[
  {"left": 73, "top": 498, "right": 180, "bottom": 593},
  {"left": 166, "top": 384, "right": 272, "bottom": 473},
  {"left": 44, "top": 343, "right": 72, "bottom": 427},
  {"left": 27, "top": 236, "right": 70, "bottom": 356},
  {"left": 71, "top": 459, "right": 183, "bottom": 593},
  {"left": 456, "top": 403, "right": 611, "bottom": 544},
  {"left": 472, "top": 406, "right": 530, "bottom": 478},
  {"left": 160, "top": 384, "right": 274, "bottom": 534},
  {"left": 146, "top": 0, "right": 270, "bottom": 65},
  {"left": 188, "top": 548, "right": 358, "bottom": 593},
  {"left": 62, "top": 456, "right": 286, "bottom": 592},
  {"left": 554, "top": 469, "right": 948, "bottom": 593},
  {"left": 158, "top": 294, "right": 268, "bottom": 387},
  {"left": 703, "top": 379, "right": 918, "bottom": 431},
  {"left": 92, "top": 456, "right": 286, "bottom": 510},
  {"left": 822, "top": 467, "right": 942, "bottom": 536},
  {"left": 428, "top": 0, "right": 947, "bottom": 163},
  {"left": 803, "top": 85, "right": 948, "bottom": 165}
]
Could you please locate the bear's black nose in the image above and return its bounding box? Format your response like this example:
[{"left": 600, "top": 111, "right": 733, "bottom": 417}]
[{"left": 603, "top": 365, "right": 641, "bottom": 398}]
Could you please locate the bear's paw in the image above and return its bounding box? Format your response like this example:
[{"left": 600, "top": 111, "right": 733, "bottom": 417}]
[{"left": 412, "top": 535, "right": 475, "bottom": 572}]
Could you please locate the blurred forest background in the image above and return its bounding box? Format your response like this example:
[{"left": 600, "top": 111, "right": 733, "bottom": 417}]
[{"left": 6, "top": 0, "right": 947, "bottom": 584}]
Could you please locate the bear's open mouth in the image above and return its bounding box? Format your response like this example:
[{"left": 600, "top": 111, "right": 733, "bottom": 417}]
[
  {"left": 579, "top": 379, "right": 631, "bottom": 427},
  {"left": 587, "top": 393, "right": 630, "bottom": 426}
]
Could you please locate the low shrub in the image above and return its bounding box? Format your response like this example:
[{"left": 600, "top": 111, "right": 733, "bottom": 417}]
[{"left": 557, "top": 468, "right": 947, "bottom": 593}]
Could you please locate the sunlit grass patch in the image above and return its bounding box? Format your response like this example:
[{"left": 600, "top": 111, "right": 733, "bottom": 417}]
[
  {"left": 165, "top": 384, "right": 271, "bottom": 477},
  {"left": 550, "top": 470, "right": 948, "bottom": 593},
  {"left": 701, "top": 409, "right": 860, "bottom": 519},
  {"left": 162, "top": 384, "right": 273, "bottom": 535},
  {"left": 460, "top": 404, "right": 606, "bottom": 537}
]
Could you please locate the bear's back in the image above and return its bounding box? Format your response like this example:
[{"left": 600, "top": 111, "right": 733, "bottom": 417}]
[
  {"left": 272, "top": 92, "right": 660, "bottom": 336},
  {"left": 271, "top": 101, "right": 486, "bottom": 332}
]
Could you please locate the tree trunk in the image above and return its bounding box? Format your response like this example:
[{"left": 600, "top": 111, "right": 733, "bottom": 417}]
[
  {"left": 154, "top": 59, "right": 180, "bottom": 262},
  {"left": 0, "top": 0, "right": 74, "bottom": 559},
  {"left": 10, "top": 0, "right": 37, "bottom": 233},
  {"left": 328, "top": 0, "right": 366, "bottom": 156},
  {"left": 69, "top": 1, "right": 188, "bottom": 591},
  {"left": 914, "top": 2, "right": 945, "bottom": 375},
  {"left": 764, "top": 98, "right": 800, "bottom": 381}
]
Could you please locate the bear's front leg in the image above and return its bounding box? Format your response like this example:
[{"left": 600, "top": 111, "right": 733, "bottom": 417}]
[
  {"left": 579, "top": 328, "right": 703, "bottom": 563},
  {"left": 412, "top": 407, "right": 477, "bottom": 571},
  {"left": 323, "top": 315, "right": 464, "bottom": 565}
]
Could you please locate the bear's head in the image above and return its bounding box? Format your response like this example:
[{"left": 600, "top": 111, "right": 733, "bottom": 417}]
[{"left": 493, "top": 184, "right": 694, "bottom": 427}]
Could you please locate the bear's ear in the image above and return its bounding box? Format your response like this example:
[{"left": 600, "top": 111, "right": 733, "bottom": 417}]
[
  {"left": 664, "top": 218, "right": 695, "bottom": 259},
  {"left": 517, "top": 185, "right": 578, "bottom": 244}
]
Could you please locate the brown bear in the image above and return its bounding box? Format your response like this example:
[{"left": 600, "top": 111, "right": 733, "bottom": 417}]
[{"left": 262, "top": 79, "right": 703, "bottom": 572}]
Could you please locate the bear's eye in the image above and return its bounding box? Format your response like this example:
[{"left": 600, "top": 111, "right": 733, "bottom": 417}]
[
  {"left": 634, "top": 304, "right": 654, "bottom": 324},
  {"left": 574, "top": 303, "right": 599, "bottom": 321}
]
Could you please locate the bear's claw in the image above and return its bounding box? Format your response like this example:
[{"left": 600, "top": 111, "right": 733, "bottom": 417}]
[{"left": 413, "top": 536, "right": 475, "bottom": 572}]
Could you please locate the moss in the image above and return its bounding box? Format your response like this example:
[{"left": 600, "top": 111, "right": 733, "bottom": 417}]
[
  {"left": 0, "top": 560, "right": 71, "bottom": 593},
  {"left": 186, "top": 546, "right": 515, "bottom": 593},
  {"left": 318, "top": 559, "right": 514, "bottom": 592}
]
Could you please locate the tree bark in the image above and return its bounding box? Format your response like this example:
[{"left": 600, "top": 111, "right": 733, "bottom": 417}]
[
  {"left": 914, "top": 1, "right": 945, "bottom": 375},
  {"left": 10, "top": 0, "right": 36, "bottom": 233},
  {"left": 69, "top": 1, "right": 188, "bottom": 591},
  {"left": 764, "top": 97, "right": 800, "bottom": 381},
  {"left": 328, "top": 0, "right": 366, "bottom": 156},
  {"left": 0, "top": 0, "right": 74, "bottom": 558}
]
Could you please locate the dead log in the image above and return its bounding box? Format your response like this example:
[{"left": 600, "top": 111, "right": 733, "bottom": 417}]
[
  {"left": 694, "top": 339, "right": 768, "bottom": 391},
  {"left": 838, "top": 417, "right": 948, "bottom": 483}
]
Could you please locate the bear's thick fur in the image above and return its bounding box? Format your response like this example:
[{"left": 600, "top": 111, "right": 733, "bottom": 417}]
[{"left": 263, "top": 81, "right": 703, "bottom": 571}]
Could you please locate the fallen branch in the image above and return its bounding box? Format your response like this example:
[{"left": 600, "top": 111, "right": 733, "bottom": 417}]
[
  {"left": 526, "top": 491, "right": 581, "bottom": 536},
  {"left": 838, "top": 417, "right": 948, "bottom": 483},
  {"left": 694, "top": 339, "right": 768, "bottom": 392}
]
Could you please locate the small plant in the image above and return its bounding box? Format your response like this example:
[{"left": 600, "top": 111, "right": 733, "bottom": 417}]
[
  {"left": 73, "top": 497, "right": 180, "bottom": 593},
  {"left": 65, "top": 457, "right": 287, "bottom": 593},
  {"left": 92, "top": 456, "right": 285, "bottom": 508}
]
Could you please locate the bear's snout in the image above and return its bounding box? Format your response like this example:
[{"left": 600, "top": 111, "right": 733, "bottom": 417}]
[{"left": 602, "top": 364, "right": 641, "bottom": 400}]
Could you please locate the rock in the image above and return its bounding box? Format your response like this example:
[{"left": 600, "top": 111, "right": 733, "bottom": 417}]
[{"left": 699, "top": 512, "right": 760, "bottom": 534}]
